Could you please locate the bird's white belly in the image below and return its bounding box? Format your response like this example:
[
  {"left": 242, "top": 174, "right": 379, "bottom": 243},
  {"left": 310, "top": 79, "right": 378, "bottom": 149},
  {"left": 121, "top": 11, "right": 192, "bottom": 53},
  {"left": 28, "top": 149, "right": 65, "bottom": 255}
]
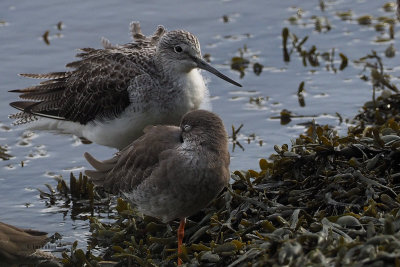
[
  {"left": 25, "top": 114, "right": 145, "bottom": 149},
  {"left": 83, "top": 113, "right": 150, "bottom": 149}
]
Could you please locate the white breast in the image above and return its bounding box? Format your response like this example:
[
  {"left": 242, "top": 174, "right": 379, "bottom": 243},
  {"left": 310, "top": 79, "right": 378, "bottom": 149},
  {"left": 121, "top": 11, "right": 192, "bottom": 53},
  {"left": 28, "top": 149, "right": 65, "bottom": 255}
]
[{"left": 179, "top": 69, "right": 209, "bottom": 111}]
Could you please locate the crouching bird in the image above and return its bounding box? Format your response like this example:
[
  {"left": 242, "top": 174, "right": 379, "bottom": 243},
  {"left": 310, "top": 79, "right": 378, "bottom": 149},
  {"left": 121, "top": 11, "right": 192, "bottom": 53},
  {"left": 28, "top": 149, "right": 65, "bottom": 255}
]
[{"left": 84, "top": 109, "right": 230, "bottom": 265}]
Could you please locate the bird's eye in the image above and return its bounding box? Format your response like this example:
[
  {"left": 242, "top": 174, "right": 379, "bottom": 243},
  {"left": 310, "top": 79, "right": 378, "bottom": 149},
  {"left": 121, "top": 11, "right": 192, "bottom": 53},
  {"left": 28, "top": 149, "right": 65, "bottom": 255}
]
[
  {"left": 174, "top": 45, "right": 183, "bottom": 53},
  {"left": 183, "top": 124, "right": 192, "bottom": 132}
]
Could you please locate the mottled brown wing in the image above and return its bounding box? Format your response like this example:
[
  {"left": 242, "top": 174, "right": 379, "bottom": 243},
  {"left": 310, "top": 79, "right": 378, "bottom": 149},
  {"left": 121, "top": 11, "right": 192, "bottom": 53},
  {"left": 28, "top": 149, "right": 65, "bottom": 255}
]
[
  {"left": 84, "top": 125, "right": 182, "bottom": 193},
  {"left": 10, "top": 47, "right": 152, "bottom": 124}
]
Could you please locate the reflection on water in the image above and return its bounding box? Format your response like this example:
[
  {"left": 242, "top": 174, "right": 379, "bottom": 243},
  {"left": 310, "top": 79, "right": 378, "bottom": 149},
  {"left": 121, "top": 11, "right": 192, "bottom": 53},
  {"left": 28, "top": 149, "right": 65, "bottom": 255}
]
[{"left": 0, "top": 0, "right": 398, "bottom": 251}]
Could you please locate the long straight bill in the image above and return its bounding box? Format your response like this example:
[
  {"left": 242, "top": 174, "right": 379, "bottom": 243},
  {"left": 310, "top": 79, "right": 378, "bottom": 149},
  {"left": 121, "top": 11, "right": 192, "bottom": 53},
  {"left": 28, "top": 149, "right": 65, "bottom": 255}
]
[{"left": 194, "top": 57, "right": 242, "bottom": 87}]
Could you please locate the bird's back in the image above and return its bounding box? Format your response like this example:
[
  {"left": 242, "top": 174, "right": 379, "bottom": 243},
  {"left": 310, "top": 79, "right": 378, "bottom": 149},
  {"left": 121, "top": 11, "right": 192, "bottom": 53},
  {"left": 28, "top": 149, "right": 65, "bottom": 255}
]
[
  {"left": 11, "top": 46, "right": 157, "bottom": 125},
  {"left": 84, "top": 125, "right": 182, "bottom": 193},
  {"left": 9, "top": 22, "right": 166, "bottom": 126}
]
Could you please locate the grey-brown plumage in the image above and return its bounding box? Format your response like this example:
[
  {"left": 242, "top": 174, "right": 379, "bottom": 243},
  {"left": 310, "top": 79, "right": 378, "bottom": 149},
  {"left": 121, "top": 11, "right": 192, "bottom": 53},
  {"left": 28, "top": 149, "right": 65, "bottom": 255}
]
[
  {"left": 84, "top": 110, "right": 230, "bottom": 222},
  {"left": 9, "top": 24, "right": 168, "bottom": 124},
  {"left": 0, "top": 221, "right": 49, "bottom": 262},
  {"left": 9, "top": 22, "right": 241, "bottom": 149}
]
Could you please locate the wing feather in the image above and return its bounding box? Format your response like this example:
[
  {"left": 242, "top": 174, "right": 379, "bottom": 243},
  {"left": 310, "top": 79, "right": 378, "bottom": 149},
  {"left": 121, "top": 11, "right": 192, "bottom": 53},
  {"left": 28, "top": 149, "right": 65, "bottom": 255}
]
[
  {"left": 19, "top": 72, "right": 71, "bottom": 79},
  {"left": 84, "top": 125, "right": 181, "bottom": 194},
  {"left": 10, "top": 32, "right": 158, "bottom": 125}
]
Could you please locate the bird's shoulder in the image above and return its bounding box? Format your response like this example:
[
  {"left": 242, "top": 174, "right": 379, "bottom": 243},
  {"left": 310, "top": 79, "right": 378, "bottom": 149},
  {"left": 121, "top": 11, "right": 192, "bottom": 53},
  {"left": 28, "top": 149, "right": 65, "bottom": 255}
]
[
  {"left": 66, "top": 45, "right": 157, "bottom": 89},
  {"left": 62, "top": 46, "right": 159, "bottom": 122}
]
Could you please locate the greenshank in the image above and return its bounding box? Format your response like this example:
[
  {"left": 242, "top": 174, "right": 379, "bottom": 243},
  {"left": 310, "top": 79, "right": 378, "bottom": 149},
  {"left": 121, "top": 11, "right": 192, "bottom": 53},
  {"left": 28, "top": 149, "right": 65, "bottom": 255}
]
[{"left": 9, "top": 22, "right": 241, "bottom": 149}]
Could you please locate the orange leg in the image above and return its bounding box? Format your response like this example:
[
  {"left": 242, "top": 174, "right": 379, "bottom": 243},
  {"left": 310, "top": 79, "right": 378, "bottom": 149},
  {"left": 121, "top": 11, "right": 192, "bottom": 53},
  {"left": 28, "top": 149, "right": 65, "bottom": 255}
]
[{"left": 177, "top": 218, "right": 186, "bottom": 265}]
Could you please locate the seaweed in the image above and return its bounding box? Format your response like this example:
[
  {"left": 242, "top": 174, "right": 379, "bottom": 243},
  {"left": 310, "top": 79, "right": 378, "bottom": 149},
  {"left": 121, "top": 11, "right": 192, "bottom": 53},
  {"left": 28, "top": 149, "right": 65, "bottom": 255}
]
[
  {"left": 0, "top": 145, "right": 12, "bottom": 160},
  {"left": 230, "top": 45, "right": 263, "bottom": 78},
  {"left": 281, "top": 28, "right": 348, "bottom": 72},
  {"left": 52, "top": 94, "right": 400, "bottom": 265},
  {"left": 38, "top": 173, "right": 111, "bottom": 221},
  {"left": 33, "top": 4, "right": 400, "bottom": 265}
]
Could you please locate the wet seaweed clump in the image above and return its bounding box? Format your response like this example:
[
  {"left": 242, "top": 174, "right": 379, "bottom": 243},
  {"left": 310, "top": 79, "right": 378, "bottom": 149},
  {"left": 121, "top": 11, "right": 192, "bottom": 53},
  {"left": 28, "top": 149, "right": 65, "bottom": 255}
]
[
  {"left": 382, "top": 2, "right": 396, "bottom": 12},
  {"left": 354, "top": 51, "right": 399, "bottom": 127},
  {"left": 229, "top": 124, "right": 263, "bottom": 152},
  {"left": 41, "top": 22, "right": 64, "bottom": 45},
  {"left": 51, "top": 51, "right": 400, "bottom": 267},
  {"left": 58, "top": 99, "right": 400, "bottom": 266},
  {"left": 355, "top": 90, "right": 400, "bottom": 127},
  {"left": 357, "top": 15, "right": 373, "bottom": 25},
  {"left": 60, "top": 116, "right": 400, "bottom": 266},
  {"left": 336, "top": 10, "right": 353, "bottom": 21},
  {"left": 281, "top": 28, "right": 348, "bottom": 72},
  {"left": 230, "top": 45, "right": 263, "bottom": 78},
  {"left": 58, "top": 54, "right": 400, "bottom": 264},
  {"left": 312, "top": 16, "right": 331, "bottom": 33},
  {"left": 39, "top": 172, "right": 111, "bottom": 220},
  {"left": 0, "top": 145, "right": 12, "bottom": 160}
]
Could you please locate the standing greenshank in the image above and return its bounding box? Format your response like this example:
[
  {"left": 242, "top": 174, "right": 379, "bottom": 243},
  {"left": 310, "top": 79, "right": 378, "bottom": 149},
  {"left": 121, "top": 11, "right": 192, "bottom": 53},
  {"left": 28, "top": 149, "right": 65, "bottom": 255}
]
[{"left": 9, "top": 22, "right": 241, "bottom": 149}]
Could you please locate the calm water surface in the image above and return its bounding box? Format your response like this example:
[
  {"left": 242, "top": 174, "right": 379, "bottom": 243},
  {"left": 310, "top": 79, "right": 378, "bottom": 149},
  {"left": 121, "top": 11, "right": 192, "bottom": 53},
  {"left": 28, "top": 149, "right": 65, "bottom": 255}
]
[{"left": 0, "top": 0, "right": 398, "bottom": 250}]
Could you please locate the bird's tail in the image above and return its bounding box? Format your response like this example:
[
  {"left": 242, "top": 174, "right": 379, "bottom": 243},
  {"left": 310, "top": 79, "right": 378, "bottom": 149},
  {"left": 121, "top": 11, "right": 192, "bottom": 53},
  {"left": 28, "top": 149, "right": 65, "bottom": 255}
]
[{"left": 84, "top": 152, "right": 117, "bottom": 188}]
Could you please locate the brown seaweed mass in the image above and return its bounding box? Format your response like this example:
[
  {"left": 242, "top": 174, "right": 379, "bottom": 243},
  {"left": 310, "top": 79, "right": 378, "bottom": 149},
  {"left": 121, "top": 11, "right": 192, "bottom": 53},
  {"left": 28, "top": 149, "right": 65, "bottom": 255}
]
[{"left": 44, "top": 85, "right": 400, "bottom": 266}]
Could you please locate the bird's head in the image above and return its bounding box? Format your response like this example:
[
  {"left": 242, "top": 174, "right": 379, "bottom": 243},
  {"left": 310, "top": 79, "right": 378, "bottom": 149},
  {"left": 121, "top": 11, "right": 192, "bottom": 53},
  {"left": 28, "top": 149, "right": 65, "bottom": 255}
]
[
  {"left": 179, "top": 110, "right": 228, "bottom": 152},
  {"left": 156, "top": 30, "right": 241, "bottom": 87}
]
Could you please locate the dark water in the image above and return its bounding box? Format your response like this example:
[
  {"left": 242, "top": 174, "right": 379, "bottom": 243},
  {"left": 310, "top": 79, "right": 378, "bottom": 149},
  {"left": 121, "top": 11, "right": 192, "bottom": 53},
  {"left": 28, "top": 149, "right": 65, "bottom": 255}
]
[{"left": 0, "top": 0, "right": 398, "bottom": 250}]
